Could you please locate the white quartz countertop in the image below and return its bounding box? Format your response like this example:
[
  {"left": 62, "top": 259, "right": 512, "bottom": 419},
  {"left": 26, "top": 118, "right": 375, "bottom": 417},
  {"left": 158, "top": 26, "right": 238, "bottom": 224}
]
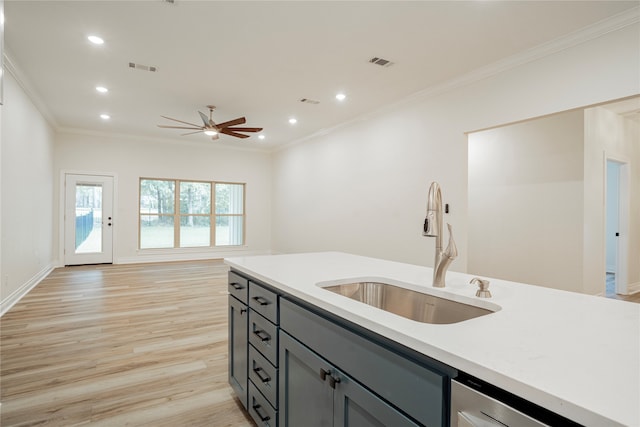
[{"left": 225, "top": 252, "right": 640, "bottom": 427}]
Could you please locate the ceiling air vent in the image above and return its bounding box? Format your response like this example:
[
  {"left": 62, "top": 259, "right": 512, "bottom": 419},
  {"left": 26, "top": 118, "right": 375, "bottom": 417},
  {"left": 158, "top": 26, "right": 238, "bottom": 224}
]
[
  {"left": 129, "top": 62, "right": 158, "bottom": 72},
  {"left": 369, "top": 57, "right": 394, "bottom": 67},
  {"left": 300, "top": 98, "right": 320, "bottom": 105}
]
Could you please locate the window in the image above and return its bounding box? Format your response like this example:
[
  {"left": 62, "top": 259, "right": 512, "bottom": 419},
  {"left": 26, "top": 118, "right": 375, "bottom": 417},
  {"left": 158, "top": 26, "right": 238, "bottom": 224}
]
[{"left": 139, "top": 179, "right": 245, "bottom": 249}]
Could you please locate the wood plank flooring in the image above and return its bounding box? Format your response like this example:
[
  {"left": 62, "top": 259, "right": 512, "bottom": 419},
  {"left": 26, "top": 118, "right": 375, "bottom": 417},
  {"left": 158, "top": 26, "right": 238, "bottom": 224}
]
[{"left": 1, "top": 260, "right": 255, "bottom": 427}]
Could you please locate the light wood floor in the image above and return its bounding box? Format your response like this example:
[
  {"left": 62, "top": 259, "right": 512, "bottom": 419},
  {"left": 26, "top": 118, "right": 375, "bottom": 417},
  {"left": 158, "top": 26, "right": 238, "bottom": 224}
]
[{"left": 1, "top": 260, "right": 255, "bottom": 427}]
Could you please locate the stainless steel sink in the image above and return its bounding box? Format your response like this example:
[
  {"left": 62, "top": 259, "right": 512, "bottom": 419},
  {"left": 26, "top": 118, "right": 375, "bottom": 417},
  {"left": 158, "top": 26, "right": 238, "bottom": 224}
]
[{"left": 322, "top": 281, "right": 494, "bottom": 324}]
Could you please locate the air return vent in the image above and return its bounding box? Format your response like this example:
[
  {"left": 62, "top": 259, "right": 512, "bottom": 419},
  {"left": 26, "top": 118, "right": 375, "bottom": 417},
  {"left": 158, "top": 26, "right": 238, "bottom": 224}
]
[
  {"left": 369, "top": 57, "right": 394, "bottom": 67},
  {"left": 129, "top": 62, "right": 158, "bottom": 72},
  {"left": 300, "top": 98, "right": 320, "bottom": 104}
]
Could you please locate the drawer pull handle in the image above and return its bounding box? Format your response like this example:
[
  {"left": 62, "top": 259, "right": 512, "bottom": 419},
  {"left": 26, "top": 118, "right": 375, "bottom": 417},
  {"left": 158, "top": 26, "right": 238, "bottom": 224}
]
[
  {"left": 253, "top": 329, "right": 271, "bottom": 342},
  {"left": 253, "top": 366, "right": 271, "bottom": 383},
  {"left": 230, "top": 282, "right": 244, "bottom": 290},
  {"left": 252, "top": 403, "right": 271, "bottom": 422},
  {"left": 319, "top": 368, "right": 330, "bottom": 381},
  {"left": 253, "top": 296, "right": 270, "bottom": 306},
  {"left": 329, "top": 375, "right": 341, "bottom": 389}
]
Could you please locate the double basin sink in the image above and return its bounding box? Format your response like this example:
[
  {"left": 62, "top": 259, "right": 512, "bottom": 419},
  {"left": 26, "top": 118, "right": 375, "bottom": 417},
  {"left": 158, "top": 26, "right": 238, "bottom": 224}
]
[{"left": 320, "top": 281, "right": 498, "bottom": 324}]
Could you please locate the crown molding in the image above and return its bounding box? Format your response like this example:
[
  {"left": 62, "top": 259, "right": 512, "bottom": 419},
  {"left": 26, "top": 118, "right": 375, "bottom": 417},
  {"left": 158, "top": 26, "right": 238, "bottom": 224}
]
[
  {"left": 277, "top": 6, "right": 640, "bottom": 153},
  {"left": 3, "top": 49, "right": 59, "bottom": 129}
]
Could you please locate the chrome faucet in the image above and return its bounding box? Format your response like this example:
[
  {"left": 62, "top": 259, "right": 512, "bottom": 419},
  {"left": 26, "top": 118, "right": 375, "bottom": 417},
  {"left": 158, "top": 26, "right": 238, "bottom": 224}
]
[{"left": 423, "top": 181, "right": 458, "bottom": 287}]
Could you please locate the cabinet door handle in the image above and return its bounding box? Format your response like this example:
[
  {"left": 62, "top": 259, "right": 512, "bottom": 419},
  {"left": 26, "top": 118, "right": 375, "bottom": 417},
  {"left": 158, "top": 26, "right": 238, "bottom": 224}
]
[
  {"left": 319, "top": 368, "right": 330, "bottom": 381},
  {"left": 230, "top": 282, "right": 244, "bottom": 290},
  {"left": 253, "top": 329, "right": 271, "bottom": 342},
  {"left": 253, "top": 366, "right": 271, "bottom": 383},
  {"left": 252, "top": 403, "right": 271, "bottom": 422},
  {"left": 253, "top": 296, "right": 270, "bottom": 306},
  {"left": 329, "top": 375, "right": 341, "bottom": 389},
  {"left": 240, "top": 308, "right": 247, "bottom": 315}
]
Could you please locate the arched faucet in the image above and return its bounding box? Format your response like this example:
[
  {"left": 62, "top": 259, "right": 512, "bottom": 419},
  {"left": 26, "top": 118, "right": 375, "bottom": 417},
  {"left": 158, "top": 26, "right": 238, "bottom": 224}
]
[{"left": 423, "top": 181, "right": 458, "bottom": 287}]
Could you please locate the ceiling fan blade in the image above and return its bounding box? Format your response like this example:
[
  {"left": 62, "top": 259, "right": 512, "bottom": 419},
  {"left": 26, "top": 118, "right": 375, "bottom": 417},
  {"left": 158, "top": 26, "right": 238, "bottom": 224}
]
[
  {"left": 198, "top": 111, "right": 213, "bottom": 127},
  {"left": 216, "top": 117, "right": 246, "bottom": 129},
  {"left": 181, "top": 130, "right": 205, "bottom": 136},
  {"left": 220, "top": 128, "right": 250, "bottom": 139},
  {"left": 158, "top": 125, "right": 203, "bottom": 130},
  {"left": 224, "top": 127, "right": 263, "bottom": 133},
  {"left": 160, "top": 115, "right": 203, "bottom": 128}
]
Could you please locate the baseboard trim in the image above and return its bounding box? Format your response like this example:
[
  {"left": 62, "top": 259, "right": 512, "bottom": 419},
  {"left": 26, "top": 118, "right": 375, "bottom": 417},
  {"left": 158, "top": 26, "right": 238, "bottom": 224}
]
[
  {"left": 115, "top": 249, "right": 272, "bottom": 265},
  {"left": 627, "top": 281, "right": 640, "bottom": 295},
  {"left": 1, "top": 263, "right": 56, "bottom": 317}
]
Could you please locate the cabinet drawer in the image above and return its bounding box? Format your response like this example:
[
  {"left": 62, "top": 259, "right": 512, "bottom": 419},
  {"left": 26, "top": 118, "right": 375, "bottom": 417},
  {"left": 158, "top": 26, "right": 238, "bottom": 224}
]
[
  {"left": 228, "top": 271, "right": 248, "bottom": 304},
  {"left": 249, "top": 282, "right": 278, "bottom": 324},
  {"left": 249, "top": 310, "right": 278, "bottom": 365},
  {"left": 249, "top": 344, "right": 278, "bottom": 408},
  {"left": 280, "top": 298, "right": 453, "bottom": 427},
  {"left": 249, "top": 381, "right": 277, "bottom": 427}
]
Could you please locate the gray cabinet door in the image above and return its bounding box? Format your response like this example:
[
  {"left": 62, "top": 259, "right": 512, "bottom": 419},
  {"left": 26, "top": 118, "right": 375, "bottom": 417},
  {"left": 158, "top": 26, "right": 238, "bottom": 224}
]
[
  {"left": 334, "top": 372, "right": 420, "bottom": 427},
  {"left": 279, "top": 331, "right": 333, "bottom": 427},
  {"left": 229, "top": 294, "right": 248, "bottom": 409}
]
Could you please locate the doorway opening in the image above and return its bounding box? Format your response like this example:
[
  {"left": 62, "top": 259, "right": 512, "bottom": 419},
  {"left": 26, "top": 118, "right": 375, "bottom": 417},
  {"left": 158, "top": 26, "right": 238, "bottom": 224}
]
[
  {"left": 605, "top": 159, "right": 629, "bottom": 296},
  {"left": 63, "top": 174, "right": 114, "bottom": 265}
]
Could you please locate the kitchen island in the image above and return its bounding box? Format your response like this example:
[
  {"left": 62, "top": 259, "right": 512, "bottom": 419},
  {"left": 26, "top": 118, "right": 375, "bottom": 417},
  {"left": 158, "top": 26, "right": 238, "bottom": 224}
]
[{"left": 225, "top": 252, "right": 640, "bottom": 427}]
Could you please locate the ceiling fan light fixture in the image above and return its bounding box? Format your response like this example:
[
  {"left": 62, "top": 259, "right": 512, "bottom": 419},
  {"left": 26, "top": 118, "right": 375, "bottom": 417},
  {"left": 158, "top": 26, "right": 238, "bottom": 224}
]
[
  {"left": 258, "top": 134, "right": 266, "bottom": 140},
  {"left": 204, "top": 130, "right": 218, "bottom": 136}
]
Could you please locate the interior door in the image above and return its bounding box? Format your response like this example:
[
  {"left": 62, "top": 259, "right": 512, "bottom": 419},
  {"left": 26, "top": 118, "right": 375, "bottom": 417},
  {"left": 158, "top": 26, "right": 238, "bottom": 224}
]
[{"left": 64, "top": 174, "right": 114, "bottom": 265}]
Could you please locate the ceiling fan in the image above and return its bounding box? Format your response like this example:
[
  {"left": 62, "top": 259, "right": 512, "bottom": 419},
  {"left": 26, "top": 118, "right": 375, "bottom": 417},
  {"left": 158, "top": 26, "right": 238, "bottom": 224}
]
[{"left": 158, "top": 105, "right": 263, "bottom": 140}]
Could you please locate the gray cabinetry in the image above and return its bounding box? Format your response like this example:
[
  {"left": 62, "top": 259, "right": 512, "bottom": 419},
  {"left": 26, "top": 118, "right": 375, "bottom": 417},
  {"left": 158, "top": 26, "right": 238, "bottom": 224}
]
[
  {"left": 279, "top": 298, "right": 454, "bottom": 427},
  {"left": 228, "top": 272, "right": 249, "bottom": 409},
  {"left": 229, "top": 270, "right": 455, "bottom": 427},
  {"left": 279, "top": 330, "right": 419, "bottom": 427},
  {"left": 247, "top": 281, "right": 280, "bottom": 426}
]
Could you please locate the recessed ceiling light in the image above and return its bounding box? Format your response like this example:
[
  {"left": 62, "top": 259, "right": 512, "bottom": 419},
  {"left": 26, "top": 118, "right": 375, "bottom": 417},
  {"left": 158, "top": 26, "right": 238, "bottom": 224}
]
[
  {"left": 96, "top": 86, "right": 108, "bottom": 93},
  {"left": 88, "top": 35, "right": 104, "bottom": 45},
  {"left": 335, "top": 93, "right": 346, "bottom": 101},
  {"left": 289, "top": 118, "right": 297, "bottom": 125},
  {"left": 100, "top": 114, "right": 110, "bottom": 120},
  {"left": 204, "top": 130, "right": 218, "bottom": 136},
  {"left": 258, "top": 135, "right": 266, "bottom": 140}
]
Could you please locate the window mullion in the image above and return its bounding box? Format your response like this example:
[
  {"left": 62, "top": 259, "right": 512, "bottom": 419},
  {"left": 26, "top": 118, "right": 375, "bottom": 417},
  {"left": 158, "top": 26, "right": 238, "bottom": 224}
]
[
  {"left": 214, "top": 181, "right": 217, "bottom": 247},
  {"left": 174, "top": 179, "right": 180, "bottom": 248}
]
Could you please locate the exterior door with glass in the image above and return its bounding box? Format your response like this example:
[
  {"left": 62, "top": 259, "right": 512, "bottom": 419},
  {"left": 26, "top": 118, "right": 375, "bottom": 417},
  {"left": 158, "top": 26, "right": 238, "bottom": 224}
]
[{"left": 64, "top": 174, "right": 114, "bottom": 265}]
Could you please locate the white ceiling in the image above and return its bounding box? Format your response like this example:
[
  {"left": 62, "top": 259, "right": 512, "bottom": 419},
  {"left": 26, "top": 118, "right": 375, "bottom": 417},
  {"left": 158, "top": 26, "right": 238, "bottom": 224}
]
[{"left": 4, "top": 1, "right": 638, "bottom": 149}]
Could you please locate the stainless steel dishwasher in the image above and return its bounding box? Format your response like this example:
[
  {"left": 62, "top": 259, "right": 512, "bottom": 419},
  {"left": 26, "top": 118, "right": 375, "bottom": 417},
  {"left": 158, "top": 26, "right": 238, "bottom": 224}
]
[{"left": 450, "top": 374, "right": 583, "bottom": 427}]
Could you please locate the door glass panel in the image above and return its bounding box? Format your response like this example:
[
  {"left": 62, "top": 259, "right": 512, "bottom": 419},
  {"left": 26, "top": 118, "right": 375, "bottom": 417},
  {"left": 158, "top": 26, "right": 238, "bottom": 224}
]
[{"left": 75, "top": 184, "right": 102, "bottom": 253}]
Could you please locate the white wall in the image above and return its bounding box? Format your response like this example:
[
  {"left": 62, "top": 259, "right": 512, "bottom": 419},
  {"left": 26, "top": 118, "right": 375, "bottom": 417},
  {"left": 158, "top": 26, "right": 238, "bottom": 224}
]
[
  {"left": 584, "top": 106, "right": 640, "bottom": 295},
  {"left": 1, "top": 70, "right": 56, "bottom": 314},
  {"left": 54, "top": 132, "right": 272, "bottom": 264},
  {"left": 468, "top": 110, "right": 584, "bottom": 292},
  {"left": 272, "top": 22, "right": 640, "bottom": 287}
]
